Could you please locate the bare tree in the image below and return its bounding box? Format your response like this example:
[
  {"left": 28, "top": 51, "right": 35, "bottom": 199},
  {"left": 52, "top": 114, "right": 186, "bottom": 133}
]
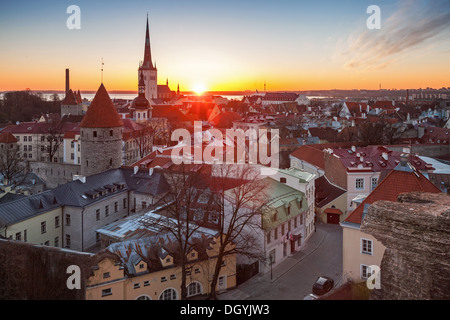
[
  {"left": 132, "top": 122, "right": 154, "bottom": 159},
  {"left": 140, "top": 164, "right": 216, "bottom": 299},
  {"left": 0, "top": 143, "right": 25, "bottom": 185},
  {"left": 38, "top": 120, "right": 65, "bottom": 162},
  {"left": 207, "top": 164, "right": 269, "bottom": 300}
]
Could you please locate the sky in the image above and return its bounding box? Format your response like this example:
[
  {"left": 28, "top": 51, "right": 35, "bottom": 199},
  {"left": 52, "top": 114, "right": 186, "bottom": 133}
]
[{"left": 0, "top": 0, "right": 449, "bottom": 93}]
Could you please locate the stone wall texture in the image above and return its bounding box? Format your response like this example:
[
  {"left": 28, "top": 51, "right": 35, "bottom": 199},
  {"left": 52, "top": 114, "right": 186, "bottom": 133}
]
[{"left": 361, "top": 192, "right": 450, "bottom": 300}]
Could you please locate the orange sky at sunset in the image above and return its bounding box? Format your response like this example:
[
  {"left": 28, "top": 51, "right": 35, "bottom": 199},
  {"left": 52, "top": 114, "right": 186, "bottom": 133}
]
[{"left": 1, "top": 0, "right": 449, "bottom": 93}]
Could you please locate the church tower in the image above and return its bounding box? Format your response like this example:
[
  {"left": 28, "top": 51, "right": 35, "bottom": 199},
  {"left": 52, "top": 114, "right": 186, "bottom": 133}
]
[
  {"left": 80, "top": 83, "right": 123, "bottom": 177},
  {"left": 139, "top": 16, "right": 158, "bottom": 102}
]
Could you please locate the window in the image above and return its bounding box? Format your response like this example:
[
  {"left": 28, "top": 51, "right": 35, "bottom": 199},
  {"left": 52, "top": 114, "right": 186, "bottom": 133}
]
[
  {"left": 114, "top": 202, "right": 118, "bottom": 212},
  {"left": 133, "top": 283, "right": 140, "bottom": 289},
  {"left": 194, "top": 268, "right": 201, "bottom": 274},
  {"left": 123, "top": 198, "right": 127, "bottom": 209},
  {"left": 65, "top": 234, "right": 71, "bottom": 248},
  {"left": 24, "top": 230, "right": 27, "bottom": 242},
  {"left": 55, "top": 216, "right": 60, "bottom": 228},
  {"left": 159, "top": 288, "right": 177, "bottom": 300},
  {"left": 54, "top": 236, "right": 59, "bottom": 247},
  {"left": 28, "top": 136, "right": 32, "bottom": 141},
  {"left": 144, "top": 280, "right": 150, "bottom": 287},
  {"left": 101, "top": 288, "right": 112, "bottom": 297},
  {"left": 141, "top": 201, "right": 147, "bottom": 209},
  {"left": 65, "top": 214, "right": 71, "bottom": 226},
  {"left": 44, "top": 241, "right": 49, "bottom": 246},
  {"left": 361, "top": 239, "right": 373, "bottom": 255},
  {"left": 15, "top": 232, "right": 21, "bottom": 241},
  {"left": 139, "top": 263, "right": 145, "bottom": 270},
  {"left": 93, "top": 131, "right": 97, "bottom": 138},
  {"left": 361, "top": 265, "right": 373, "bottom": 279},
  {"left": 24, "top": 136, "right": 27, "bottom": 142},
  {"left": 110, "top": 130, "right": 113, "bottom": 137},
  {"left": 280, "top": 177, "right": 287, "bottom": 183},
  {"left": 287, "top": 205, "right": 291, "bottom": 215},
  {"left": 105, "top": 205, "right": 109, "bottom": 217},
  {"left": 371, "top": 177, "right": 378, "bottom": 191},
  {"left": 24, "top": 145, "right": 27, "bottom": 151},
  {"left": 161, "top": 276, "right": 167, "bottom": 282},
  {"left": 356, "top": 178, "right": 364, "bottom": 190},
  {"left": 136, "top": 295, "right": 151, "bottom": 300},
  {"left": 96, "top": 209, "right": 100, "bottom": 221},
  {"left": 170, "top": 274, "right": 176, "bottom": 280},
  {"left": 187, "top": 282, "right": 202, "bottom": 297},
  {"left": 41, "top": 221, "right": 46, "bottom": 234},
  {"left": 29, "top": 145, "right": 32, "bottom": 151},
  {"left": 71, "top": 153, "right": 74, "bottom": 160}
]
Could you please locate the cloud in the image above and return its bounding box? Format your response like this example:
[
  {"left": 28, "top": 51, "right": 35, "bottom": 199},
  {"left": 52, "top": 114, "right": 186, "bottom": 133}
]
[{"left": 340, "top": 0, "right": 450, "bottom": 70}]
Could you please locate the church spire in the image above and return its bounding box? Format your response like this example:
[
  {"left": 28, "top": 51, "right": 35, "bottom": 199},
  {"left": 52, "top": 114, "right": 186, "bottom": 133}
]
[{"left": 142, "top": 15, "right": 155, "bottom": 70}]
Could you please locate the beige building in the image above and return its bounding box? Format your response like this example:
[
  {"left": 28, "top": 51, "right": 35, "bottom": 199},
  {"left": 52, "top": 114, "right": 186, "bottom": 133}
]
[
  {"left": 340, "top": 161, "right": 441, "bottom": 283},
  {"left": 0, "top": 190, "right": 63, "bottom": 247},
  {"left": 86, "top": 234, "right": 236, "bottom": 300}
]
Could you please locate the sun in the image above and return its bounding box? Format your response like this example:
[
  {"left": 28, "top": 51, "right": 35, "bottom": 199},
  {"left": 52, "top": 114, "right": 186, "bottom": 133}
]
[{"left": 192, "top": 83, "right": 207, "bottom": 96}]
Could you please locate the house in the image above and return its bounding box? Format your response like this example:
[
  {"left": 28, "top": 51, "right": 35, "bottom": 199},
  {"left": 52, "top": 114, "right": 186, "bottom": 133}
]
[
  {"left": 85, "top": 232, "right": 236, "bottom": 300},
  {"left": 324, "top": 146, "right": 434, "bottom": 211},
  {"left": 340, "top": 156, "right": 441, "bottom": 283},
  {"left": 314, "top": 175, "right": 347, "bottom": 224},
  {"left": 0, "top": 167, "right": 171, "bottom": 252},
  {"left": 224, "top": 176, "right": 312, "bottom": 274}
]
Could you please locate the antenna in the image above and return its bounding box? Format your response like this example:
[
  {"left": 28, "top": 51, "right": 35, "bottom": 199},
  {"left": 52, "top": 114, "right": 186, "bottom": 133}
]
[{"left": 101, "top": 58, "right": 104, "bottom": 83}]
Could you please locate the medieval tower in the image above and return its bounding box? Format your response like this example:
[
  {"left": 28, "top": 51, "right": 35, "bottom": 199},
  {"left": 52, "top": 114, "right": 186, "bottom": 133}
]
[
  {"left": 139, "top": 16, "right": 158, "bottom": 102},
  {"left": 80, "top": 83, "right": 123, "bottom": 177}
]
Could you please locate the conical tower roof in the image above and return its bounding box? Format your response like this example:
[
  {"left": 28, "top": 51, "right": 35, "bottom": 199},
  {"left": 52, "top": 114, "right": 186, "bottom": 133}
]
[{"left": 80, "top": 84, "right": 123, "bottom": 128}]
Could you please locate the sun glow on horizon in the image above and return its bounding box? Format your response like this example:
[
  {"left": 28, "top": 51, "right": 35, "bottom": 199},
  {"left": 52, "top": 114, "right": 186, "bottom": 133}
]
[{"left": 192, "top": 83, "right": 207, "bottom": 96}]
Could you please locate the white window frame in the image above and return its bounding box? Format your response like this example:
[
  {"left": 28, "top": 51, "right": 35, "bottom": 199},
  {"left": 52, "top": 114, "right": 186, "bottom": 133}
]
[
  {"left": 361, "top": 238, "right": 373, "bottom": 255},
  {"left": 355, "top": 178, "right": 364, "bottom": 190}
]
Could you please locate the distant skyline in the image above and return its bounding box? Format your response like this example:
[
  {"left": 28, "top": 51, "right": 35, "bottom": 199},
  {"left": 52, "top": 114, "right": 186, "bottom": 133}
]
[{"left": 1, "top": 0, "right": 449, "bottom": 93}]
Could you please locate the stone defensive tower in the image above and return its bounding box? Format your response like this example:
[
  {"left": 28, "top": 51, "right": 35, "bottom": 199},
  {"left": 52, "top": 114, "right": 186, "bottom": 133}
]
[{"left": 80, "top": 83, "right": 123, "bottom": 177}]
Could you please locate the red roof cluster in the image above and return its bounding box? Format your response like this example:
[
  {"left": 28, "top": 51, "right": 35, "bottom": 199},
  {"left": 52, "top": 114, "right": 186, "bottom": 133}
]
[
  {"left": 344, "top": 168, "right": 441, "bottom": 225},
  {"left": 80, "top": 84, "right": 123, "bottom": 128},
  {"left": 0, "top": 132, "right": 17, "bottom": 143}
]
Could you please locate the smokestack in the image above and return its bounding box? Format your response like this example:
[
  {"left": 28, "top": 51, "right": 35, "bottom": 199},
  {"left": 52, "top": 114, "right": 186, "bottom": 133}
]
[{"left": 65, "top": 69, "right": 70, "bottom": 95}]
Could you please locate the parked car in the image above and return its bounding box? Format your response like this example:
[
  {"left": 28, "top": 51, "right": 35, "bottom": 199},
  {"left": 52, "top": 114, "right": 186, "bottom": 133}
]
[
  {"left": 303, "top": 293, "right": 318, "bottom": 300},
  {"left": 312, "top": 276, "right": 334, "bottom": 296}
]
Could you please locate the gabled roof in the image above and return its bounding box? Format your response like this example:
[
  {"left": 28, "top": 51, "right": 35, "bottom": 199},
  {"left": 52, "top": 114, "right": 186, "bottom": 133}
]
[
  {"left": 290, "top": 145, "right": 326, "bottom": 169},
  {"left": 0, "top": 132, "right": 17, "bottom": 143},
  {"left": 61, "top": 89, "right": 77, "bottom": 105},
  {"left": 80, "top": 84, "right": 123, "bottom": 128},
  {"left": 315, "top": 175, "right": 346, "bottom": 208},
  {"left": 343, "top": 165, "right": 441, "bottom": 226}
]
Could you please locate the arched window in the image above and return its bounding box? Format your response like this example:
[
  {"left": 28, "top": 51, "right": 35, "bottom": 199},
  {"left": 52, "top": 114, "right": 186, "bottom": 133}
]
[
  {"left": 187, "top": 282, "right": 202, "bottom": 298},
  {"left": 136, "top": 295, "right": 151, "bottom": 300},
  {"left": 159, "top": 288, "right": 177, "bottom": 300}
]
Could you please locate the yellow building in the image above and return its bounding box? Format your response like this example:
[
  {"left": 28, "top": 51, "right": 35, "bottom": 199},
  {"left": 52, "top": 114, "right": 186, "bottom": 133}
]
[
  {"left": 85, "top": 235, "right": 236, "bottom": 300},
  {"left": 0, "top": 190, "right": 63, "bottom": 247}
]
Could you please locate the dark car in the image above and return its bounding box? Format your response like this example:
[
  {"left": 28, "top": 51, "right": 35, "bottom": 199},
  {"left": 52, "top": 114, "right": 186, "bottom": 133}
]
[{"left": 312, "top": 276, "right": 334, "bottom": 296}]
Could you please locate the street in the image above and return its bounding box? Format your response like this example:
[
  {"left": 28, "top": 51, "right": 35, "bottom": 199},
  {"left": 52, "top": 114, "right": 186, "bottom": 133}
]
[{"left": 218, "top": 223, "right": 343, "bottom": 300}]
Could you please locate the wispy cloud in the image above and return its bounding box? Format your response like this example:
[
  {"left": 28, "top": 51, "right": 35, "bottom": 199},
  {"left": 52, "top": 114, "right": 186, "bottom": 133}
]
[{"left": 340, "top": 0, "right": 450, "bottom": 70}]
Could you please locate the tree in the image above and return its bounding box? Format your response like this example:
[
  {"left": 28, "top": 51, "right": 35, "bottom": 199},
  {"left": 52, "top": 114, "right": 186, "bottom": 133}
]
[
  {"left": 207, "top": 164, "right": 269, "bottom": 300},
  {"left": 0, "top": 142, "right": 25, "bottom": 185},
  {"left": 132, "top": 122, "right": 154, "bottom": 159},
  {"left": 38, "top": 120, "right": 65, "bottom": 162},
  {"left": 140, "top": 164, "right": 215, "bottom": 299}
]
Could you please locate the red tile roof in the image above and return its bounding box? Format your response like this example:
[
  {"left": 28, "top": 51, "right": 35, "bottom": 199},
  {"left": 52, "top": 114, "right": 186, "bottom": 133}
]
[
  {"left": 61, "top": 89, "right": 77, "bottom": 105},
  {"left": 331, "top": 146, "right": 431, "bottom": 172},
  {"left": 290, "top": 145, "right": 326, "bottom": 169},
  {"left": 315, "top": 175, "right": 347, "bottom": 208},
  {"left": 344, "top": 168, "right": 441, "bottom": 225},
  {"left": 80, "top": 84, "right": 123, "bottom": 128},
  {"left": 0, "top": 132, "right": 17, "bottom": 143}
]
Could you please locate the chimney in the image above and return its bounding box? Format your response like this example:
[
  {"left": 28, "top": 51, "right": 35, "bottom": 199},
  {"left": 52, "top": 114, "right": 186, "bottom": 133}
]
[
  {"left": 73, "top": 175, "right": 86, "bottom": 183},
  {"left": 382, "top": 152, "right": 389, "bottom": 161},
  {"left": 65, "top": 69, "right": 70, "bottom": 95},
  {"left": 134, "top": 166, "right": 139, "bottom": 175},
  {"left": 400, "top": 154, "right": 408, "bottom": 167}
]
